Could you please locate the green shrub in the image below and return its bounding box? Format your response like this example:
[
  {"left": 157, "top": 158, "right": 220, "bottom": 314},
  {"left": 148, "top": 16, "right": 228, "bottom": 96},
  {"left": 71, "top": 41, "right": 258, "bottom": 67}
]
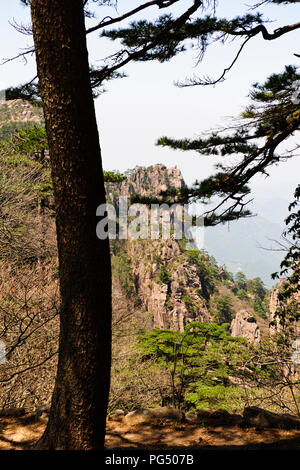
[
  {"left": 111, "top": 252, "right": 134, "bottom": 295},
  {"left": 212, "top": 294, "right": 234, "bottom": 324},
  {"left": 184, "top": 250, "right": 219, "bottom": 300},
  {"left": 137, "top": 322, "right": 249, "bottom": 410}
]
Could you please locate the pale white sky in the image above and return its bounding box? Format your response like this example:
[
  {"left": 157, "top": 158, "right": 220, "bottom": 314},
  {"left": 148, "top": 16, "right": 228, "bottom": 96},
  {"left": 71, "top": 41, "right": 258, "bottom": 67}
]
[{"left": 1, "top": 1, "right": 299, "bottom": 223}]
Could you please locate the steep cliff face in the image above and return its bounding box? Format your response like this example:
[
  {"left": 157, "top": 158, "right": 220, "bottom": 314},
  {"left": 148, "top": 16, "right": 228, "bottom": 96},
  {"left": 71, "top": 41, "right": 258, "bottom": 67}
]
[
  {"left": 231, "top": 310, "right": 260, "bottom": 344},
  {"left": 126, "top": 238, "right": 211, "bottom": 331},
  {"left": 106, "top": 164, "right": 269, "bottom": 336},
  {"left": 106, "top": 164, "right": 185, "bottom": 204},
  {"left": 107, "top": 164, "right": 211, "bottom": 331},
  {"left": 269, "top": 279, "right": 286, "bottom": 334},
  {"left": 269, "top": 278, "right": 300, "bottom": 338}
]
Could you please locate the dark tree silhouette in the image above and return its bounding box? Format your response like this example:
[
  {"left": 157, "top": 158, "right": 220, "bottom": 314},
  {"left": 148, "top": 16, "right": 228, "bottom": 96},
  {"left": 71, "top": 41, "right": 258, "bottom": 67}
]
[{"left": 30, "top": 0, "right": 111, "bottom": 449}]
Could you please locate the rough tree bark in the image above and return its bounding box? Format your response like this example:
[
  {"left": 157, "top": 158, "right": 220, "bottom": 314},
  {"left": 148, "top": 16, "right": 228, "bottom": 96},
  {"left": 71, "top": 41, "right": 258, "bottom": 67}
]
[{"left": 30, "top": 0, "right": 112, "bottom": 449}]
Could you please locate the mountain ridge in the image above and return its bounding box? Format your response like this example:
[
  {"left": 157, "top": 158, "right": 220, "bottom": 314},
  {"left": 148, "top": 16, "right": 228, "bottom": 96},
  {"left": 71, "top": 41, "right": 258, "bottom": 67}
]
[{"left": 106, "top": 164, "right": 270, "bottom": 340}]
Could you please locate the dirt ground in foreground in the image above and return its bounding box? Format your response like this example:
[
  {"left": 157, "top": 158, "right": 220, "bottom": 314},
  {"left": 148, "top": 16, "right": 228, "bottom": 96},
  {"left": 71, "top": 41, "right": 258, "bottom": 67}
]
[{"left": 0, "top": 415, "right": 299, "bottom": 450}]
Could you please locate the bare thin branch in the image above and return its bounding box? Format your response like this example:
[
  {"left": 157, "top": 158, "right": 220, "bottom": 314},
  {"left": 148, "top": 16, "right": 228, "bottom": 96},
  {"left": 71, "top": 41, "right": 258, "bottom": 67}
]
[
  {"left": 176, "top": 35, "right": 252, "bottom": 87},
  {"left": 86, "top": 0, "right": 179, "bottom": 34},
  {"left": 1, "top": 48, "right": 35, "bottom": 66}
]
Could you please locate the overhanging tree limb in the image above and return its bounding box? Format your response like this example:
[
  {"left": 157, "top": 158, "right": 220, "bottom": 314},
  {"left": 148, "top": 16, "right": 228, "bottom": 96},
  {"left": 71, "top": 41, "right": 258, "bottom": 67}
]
[
  {"left": 92, "top": 0, "right": 202, "bottom": 85},
  {"left": 157, "top": 65, "right": 300, "bottom": 224},
  {"left": 4, "top": 1, "right": 300, "bottom": 95},
  {"left": 86, "top": 0, "right": 180, "bottom": 34},
  {"left": 225, "top": 20, "right": 300, "bottom": 40}
]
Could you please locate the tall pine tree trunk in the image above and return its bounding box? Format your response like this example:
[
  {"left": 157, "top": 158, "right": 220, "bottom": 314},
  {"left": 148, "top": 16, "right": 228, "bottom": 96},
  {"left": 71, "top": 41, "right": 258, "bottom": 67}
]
[{"left": 30, "top": 0, "right": 112, "bottom": 450}]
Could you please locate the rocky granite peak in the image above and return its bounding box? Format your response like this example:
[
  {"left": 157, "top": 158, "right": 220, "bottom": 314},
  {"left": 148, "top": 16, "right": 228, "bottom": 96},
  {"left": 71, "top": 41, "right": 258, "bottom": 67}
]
[
  {"left": 107, "top": 164, "right": 269, "bottom": 335},
  {"left": 231, "top": 310, "right": 260, "bottom": 344},
  {"left": 106, "top": 163, "right": 185, "bottom": 206}
]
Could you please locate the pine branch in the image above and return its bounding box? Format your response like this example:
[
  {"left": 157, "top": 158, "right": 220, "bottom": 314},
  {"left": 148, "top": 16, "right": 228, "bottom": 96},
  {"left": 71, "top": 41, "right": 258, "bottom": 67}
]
[
  {"left": 1, "top": 48, "right": 35, "bottom": 66},
  {"left": 225, "top": 20, "right": 300, "bottom": 40},
  {"left": 157, "top": 66, "right": 300, "bottom": 224},
  {"left": 86, "top": 0, "right": 180, "bottom": 34},
  {"left": 176, "top": 35, "right": 252, "bottom": 87},
  {"left": 92, "top": 0, "right": 202, "bottom": 85}
]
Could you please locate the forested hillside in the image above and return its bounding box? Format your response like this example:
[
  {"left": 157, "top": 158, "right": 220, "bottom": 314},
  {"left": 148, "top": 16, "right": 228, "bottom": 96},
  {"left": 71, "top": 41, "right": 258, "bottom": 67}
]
[
  {"left": 0, "top": 107, "right": 298, "bottom": 421},
  {"left": 0, "top": 99, "right": 44, "bottom": 141}
]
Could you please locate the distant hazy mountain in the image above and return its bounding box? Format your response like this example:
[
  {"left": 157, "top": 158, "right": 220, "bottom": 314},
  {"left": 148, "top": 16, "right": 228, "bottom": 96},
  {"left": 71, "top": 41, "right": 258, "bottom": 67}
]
[
  {"left": 203, "top": 216, "right": 285, "bottom": 288},
  {"left": 255, "top": 199, "right": 289, "bottom": 226}
]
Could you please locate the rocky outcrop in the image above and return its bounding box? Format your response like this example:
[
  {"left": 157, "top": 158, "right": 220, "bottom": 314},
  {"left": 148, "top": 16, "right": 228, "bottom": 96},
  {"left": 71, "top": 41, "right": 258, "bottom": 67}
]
[
  {"left": 124, "top": 407, "right": 184, "bottom": 425},
  {"left": 0, "top": 99, "right": 44, "bottom": 141},
  {"left": 126, "top": 238, "right": 211, "bottom": 331},
  {"left": 107, "top": 164, "right": 211, "bottom": 331},
  {"left": 269, "top": 277, "right": 300, "bottom": 337},
  {"left": 243, "top": 406, "right": 300, "bottom": 430},
  {"left": 114, "top": 405, "right": 300, "bottom": 429},
  {"left": 112, "top": 409, "right": 125, "bottom": 422},
  {"left": 4, "top": 99, "right": 44, "bottom": 124},
  {"left": 189, "top": 407, "right": 300, "bottom": 429},
  {"left": 231, "top": 310, "right": 260, "bottom": 344},
  {"left": 269, "top": 279, "right": 287, "bottom": 335},
  {"left": 187, "top": 408, "right": 243, "bottom": 427},
  {"left": 106, "top": 163, "right": 185, "bottom": 206},
  {"left": 0, "top": 407, "right": 26, "bottom": 417},
  {"left": 0, "top": 99, "right": 44, "bottom": 129},
  {"left": 107, "top": 164, "right": 268, "bottom": 333}
]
